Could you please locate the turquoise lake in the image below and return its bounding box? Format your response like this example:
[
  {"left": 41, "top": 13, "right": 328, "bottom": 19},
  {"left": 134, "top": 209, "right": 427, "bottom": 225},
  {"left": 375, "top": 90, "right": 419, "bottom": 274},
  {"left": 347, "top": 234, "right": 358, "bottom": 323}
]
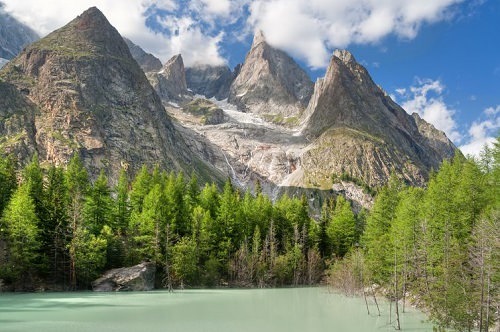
[{"left": 0, "top": 287, "right": 436, "bottom": 331}]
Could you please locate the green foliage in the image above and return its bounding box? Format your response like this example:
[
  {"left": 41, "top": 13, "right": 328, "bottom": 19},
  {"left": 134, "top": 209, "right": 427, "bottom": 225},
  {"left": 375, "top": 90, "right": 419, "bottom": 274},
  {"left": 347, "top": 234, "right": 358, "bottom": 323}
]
[
  {"left": 327, "top": 196, "right": 357, "bottom": 257},
  {"left": 0, "top": 183, "right": 40, "bottom": 281},
  {"left": 70, "top": 226, "right": 107, "bottom": 287}
]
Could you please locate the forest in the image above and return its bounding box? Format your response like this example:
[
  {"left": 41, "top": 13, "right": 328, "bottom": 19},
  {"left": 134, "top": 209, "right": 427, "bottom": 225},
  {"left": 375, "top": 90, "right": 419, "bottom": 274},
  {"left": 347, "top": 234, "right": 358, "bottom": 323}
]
[{"left": 0, "top": 138, "right": 498, "bottom": 332}]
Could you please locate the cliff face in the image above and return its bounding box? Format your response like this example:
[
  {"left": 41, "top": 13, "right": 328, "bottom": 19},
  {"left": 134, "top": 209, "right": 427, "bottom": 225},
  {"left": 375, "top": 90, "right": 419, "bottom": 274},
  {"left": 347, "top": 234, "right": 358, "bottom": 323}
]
[
  {"left": 299, "top": 50, "right": 456, "bottom": 187},
  {"left": 147, "top": 54, "right": 190, "bottom": 103},
  {"left": 228, "top": 31, "right": 313, "bottom": 120},
  {"left": 0, "top": 7, "right": 216, "bottom": 181},
  {"left": 124, "top": 38, "right": 162, "bottom": 73},
  {"left": 185, "top": 64, "right": 234, "bottom": 100}
]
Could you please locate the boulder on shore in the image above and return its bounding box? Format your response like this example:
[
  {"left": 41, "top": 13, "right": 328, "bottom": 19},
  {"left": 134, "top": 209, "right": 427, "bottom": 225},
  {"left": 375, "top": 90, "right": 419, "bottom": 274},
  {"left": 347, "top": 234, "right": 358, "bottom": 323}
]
[{"left": 92, "top": 262, "right": 155, "bottom": 291}]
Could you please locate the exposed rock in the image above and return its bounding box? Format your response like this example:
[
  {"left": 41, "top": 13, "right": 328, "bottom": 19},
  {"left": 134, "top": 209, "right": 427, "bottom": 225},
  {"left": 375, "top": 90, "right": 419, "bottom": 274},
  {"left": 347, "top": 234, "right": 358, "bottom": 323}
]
[
  {"left": 124, "top": 37, "right": 162, "bottom": 73},
  {"left": 92, "top": 262, "right": 156, "bottom": 291},
  {"left": 148, "top": 54, "right": 190, "bottom": 102},
  {"left": 0, "top": 4, "right": 39, "bottom": 60},
  {"left": 332, "top": 180, "right": 374, "bottom": 211},
  {"left": 0, "top": 7, "right": 219, "bottom": 182},
  {"left": 183, "top": 99, "right": 226, "bottom": 125},
  {"left": 186, "top": 64, "right": 234, "bottom": 100},
  {"left": 228, "top": 30, "right": 313, "bottom": 120},
  {"left": 299, "top": 50, "right": 456, "bottom": 187}
]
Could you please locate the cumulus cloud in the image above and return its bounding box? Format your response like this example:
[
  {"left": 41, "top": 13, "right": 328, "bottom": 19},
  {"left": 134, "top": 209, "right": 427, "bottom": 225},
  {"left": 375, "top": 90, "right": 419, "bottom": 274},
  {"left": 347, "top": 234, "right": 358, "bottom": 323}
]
[
  {"left": 459, "top": 106, "right": 500, "bottom": 157},
  {"left": 397, "top": 78, "right": 461, "bottom": 142},
  {"left": 248, "top": 0, "right": 464, "bottom": 68}
]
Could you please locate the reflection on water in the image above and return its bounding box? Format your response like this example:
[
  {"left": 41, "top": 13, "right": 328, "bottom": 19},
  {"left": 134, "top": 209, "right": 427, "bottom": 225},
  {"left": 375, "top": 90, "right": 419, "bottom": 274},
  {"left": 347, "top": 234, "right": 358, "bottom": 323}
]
[{"left": 0, "top": 288, "right": 435, "bottom": 332}]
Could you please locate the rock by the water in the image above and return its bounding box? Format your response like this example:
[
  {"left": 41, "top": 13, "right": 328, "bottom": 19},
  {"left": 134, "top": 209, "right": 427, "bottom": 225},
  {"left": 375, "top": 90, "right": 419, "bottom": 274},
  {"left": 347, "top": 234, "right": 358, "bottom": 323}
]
[{"left": 92, "top": 262, "right": 156, "bottom": 291}]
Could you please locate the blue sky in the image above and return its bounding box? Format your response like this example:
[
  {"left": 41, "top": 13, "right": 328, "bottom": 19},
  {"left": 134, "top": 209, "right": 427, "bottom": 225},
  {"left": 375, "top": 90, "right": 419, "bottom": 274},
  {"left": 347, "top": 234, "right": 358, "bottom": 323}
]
[{"left": 2, "top": 0, "right": 499, "bottom": 155}]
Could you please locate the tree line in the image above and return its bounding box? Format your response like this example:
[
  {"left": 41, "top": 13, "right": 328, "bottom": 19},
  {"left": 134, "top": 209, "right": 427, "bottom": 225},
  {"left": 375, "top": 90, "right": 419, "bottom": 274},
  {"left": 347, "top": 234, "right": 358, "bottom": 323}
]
[
  {"left": 329, "top": 139, "right": 500, "bottom": 332},
  {"left": 0, "top": 154, "right": 349, "bottom": 290}
]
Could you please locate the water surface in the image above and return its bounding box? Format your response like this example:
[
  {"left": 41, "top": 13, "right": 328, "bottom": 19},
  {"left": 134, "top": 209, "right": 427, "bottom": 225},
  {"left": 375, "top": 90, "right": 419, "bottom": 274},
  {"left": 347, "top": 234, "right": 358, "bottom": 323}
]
[{"left": 0, "top": 288, "right": 435, "bottom": 332}]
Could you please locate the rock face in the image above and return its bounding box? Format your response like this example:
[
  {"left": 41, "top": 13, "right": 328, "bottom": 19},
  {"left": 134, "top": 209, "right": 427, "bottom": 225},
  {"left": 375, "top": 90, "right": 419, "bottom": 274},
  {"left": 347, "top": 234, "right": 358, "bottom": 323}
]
[
  {"left": 185, "top": 64, "right": 234, "bottom": 100},
  {"left": 0, "top": 7, "right": 217, "bottom": 181},
  {"left": 92, "top": 262, "right": 156, "bottom": 291},
  {"left": 228, "top": 31, "right": 313, "bottom": 119},
  {"left": 124, "top": 37, "right": 162, "bottom": 73},
  {"left": 148, "top": 54, "right": 189, "bottom": 102},
  {"left": 298, "top": 50, "right": 456, "bottom": 187},
  {"left": 0, "top": 4, "right": 39, "bottom": 60}
]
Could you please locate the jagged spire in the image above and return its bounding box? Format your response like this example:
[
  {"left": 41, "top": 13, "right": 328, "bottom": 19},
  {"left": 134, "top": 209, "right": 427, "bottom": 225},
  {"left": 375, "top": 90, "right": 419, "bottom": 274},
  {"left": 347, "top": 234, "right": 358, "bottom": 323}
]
[
  {"left": 251, "top": 30, "right": 267, "bottom": 48},
  {"left": 333, "top": 49, "right": 357, "bottom": 66}
]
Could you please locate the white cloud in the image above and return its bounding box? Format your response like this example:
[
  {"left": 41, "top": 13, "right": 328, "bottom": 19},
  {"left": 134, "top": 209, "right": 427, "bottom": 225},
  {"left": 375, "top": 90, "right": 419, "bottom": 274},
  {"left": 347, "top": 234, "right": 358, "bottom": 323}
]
[
  {"left": 0, "top": 0, "right": 472, "bottom": 68},
  {"left": 0, "top": 0, "right": 226, "bottom": 66},
  {"left": 248, "top": 0, "right": 464, "bottom": 68},
  {"left": 398, "top": 79, "right": 461, "bottom": 142},
  {"left": 459, "top": 106, "right": 500, "bottom": 157},
  {"left": 158, "top": 15, "right": 226, "bottom": 65}
]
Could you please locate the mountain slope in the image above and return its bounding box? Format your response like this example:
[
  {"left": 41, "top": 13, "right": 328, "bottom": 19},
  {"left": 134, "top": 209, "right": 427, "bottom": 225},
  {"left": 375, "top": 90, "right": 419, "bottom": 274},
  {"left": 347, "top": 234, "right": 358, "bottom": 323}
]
[
  {"left": 0, "top": 4, "right": 39, "bottom": 61},
  {"left": 124, "top": 37, "right": 162, "bottom": 73},
  {"left": 298, "top": 50, "right": 456, "bottom": 187},
  {"left": 228, "top": 31, "right": 313, "bottom": 120},
  {"left": 0, "top": 7, "right": 217, "bottom": 181},
  {"left": 186, "top": 64, "right": 235, "bottom": 100}
]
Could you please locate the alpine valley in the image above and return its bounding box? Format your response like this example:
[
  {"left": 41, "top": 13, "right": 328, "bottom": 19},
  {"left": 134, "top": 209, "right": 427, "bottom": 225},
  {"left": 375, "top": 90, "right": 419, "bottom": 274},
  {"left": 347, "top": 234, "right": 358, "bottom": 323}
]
[
  {"left": 0, "top": 7, "right": 456, "bottom": 210},
  {"left": 1, "top": 7, "right": 499, "bottom": 332}
]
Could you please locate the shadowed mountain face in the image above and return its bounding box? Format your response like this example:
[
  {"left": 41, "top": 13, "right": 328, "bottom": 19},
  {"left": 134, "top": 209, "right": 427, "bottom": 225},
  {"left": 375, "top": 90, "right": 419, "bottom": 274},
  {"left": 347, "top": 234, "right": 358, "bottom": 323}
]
[
  {"left": 228, "top": 31, "right": 314, "bottom": 120},
  {"left": 0, "top": 7, "right": 217, "bottom": 181},
  {"left": 186, "top": 64, "right": 235, "bottom": 101},
  {"left": 0, "top": 4, "right": 39, "bottom": 61},
  {"left": 124, "top": 37, "right": 162, "bottom": 73}
]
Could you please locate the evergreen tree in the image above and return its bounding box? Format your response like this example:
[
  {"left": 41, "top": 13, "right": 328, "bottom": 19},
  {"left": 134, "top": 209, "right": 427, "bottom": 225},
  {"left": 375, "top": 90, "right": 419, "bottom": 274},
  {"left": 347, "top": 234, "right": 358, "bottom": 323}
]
[
  {"left": 327, "top": 195, "right": 356, "bottom": 258},
  {"left": 83, "top": 170, "right": 113, "bottom": 235},
  {"left": 0, "top": 183, "right": 40, "bottom": 283},
  {"left": 44, "top": 166, "right": 68, "bottom": 283},
  {"left": 0, "top": 154, "right": 17, "bottom": 216},
  {"left": 65, "top": 153, "right": 89, "bottom": 289}
]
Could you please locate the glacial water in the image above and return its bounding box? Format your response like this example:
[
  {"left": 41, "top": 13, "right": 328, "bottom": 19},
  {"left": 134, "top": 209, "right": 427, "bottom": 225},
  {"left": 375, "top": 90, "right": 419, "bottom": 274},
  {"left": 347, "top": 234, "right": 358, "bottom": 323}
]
[{"left": 0, "top": 287, "right": 436, "bottom": 332}]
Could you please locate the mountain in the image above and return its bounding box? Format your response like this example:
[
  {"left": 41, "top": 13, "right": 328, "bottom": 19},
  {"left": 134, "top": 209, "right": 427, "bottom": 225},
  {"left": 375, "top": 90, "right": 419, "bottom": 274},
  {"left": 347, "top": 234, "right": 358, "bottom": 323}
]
[
  {"left": 228, "top": 31, "right": 313, "bottom": 121},
  {"left": 124, "top": 37, "right": 162, "bottom": 73},
  {"left": 186, "top": 64, "right": 234, "bottom": 100},
  {"left": 298, "top": 50, "right": 456, "bottom": 187},
  {"left": 0, "top": 7, "right": 217, "bottom": 181},
  {"left": 0, "top": 3, "right": 39, "bottom": 63},
  {"left": 163, "top": 48, "right": 456, "bottom": 210},
  {"left": 147, "top": 54, "right": 190, "bottom": 103}
]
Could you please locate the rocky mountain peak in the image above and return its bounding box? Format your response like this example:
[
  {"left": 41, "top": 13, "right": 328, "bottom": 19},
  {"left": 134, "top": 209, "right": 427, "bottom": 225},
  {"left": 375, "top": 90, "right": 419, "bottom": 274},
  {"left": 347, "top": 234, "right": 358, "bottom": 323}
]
[
  {"left": 147, "top": 53, "right": 189, "bottom": 102},
  {"left": 228, "top": 30, "right": 313, "bottom": 120},
  {"left": 297, "top": 49, "right": 456, "bottom": 187},
  {"left": 252, "top": 30, "right": 266, "bottom": 48},
  {"left": 27, "top": 6, "right": 131, "bottom": 61},
  {"left": 333, "top": 49, "right": 356, "bottom": 67},
  {"left": 0, "top": 7, "right": 216, "bottom": 182}
]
